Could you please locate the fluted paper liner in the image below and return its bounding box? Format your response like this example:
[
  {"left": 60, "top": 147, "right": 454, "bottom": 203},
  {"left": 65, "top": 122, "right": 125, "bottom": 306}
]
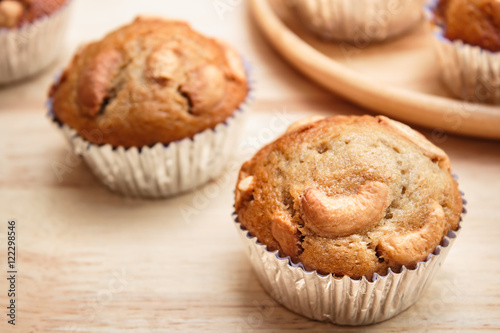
[
  {"left": 430, "top": 26, "right": 500, "bottom": 104},
  {"left": 50, "top": 109, "right": 246, "bottom": 198},
  {"left": 0, "top": 1, "right": 73, "bottom": 84},
  {"left": 234, "top": 206, "right": 463, "bottom": 325},
  {"left": 289, "top": 0, "right": 426, "bottom": 42}
]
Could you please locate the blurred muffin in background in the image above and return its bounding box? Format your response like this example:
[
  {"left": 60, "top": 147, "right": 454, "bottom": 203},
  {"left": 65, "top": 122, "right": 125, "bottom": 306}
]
[
  {"left": 0, "top": 0, "right": 67, "bottom": 28},
  {"left": 436, "top": 0, "right": 500, "bottom": 51},
  {"left": 0, "top": 0, "right": 72, "bottom": 84},
  {"left": 430, "top": 0, "right": 500, "bottom": 103},
  {"left": 290, "top": 0, "right": 427, "bottom": 42}
]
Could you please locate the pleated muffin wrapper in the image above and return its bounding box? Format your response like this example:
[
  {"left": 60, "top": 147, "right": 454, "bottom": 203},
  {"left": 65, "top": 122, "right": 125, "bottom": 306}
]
[
  {"left": 234, "top": 192, "right": 465, "bottom": 326},
  {"left": 288, "top": 0, "right": 427, "bottom": 42},
  {"left": 427, "top": 4, "right": 500, "bottom": 104},
  {"left": 49, "top": 107, "right": 247, "bottom": 198},
  {"left": 0, "top": 1, "right": 73, "bottom": 85}
]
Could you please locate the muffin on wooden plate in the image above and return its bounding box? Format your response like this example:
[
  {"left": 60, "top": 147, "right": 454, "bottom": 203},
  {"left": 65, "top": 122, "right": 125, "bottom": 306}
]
[
  {"left": 0, "top": 0, "right": 72, "bottom": 84},
  {"left": 430, "top": 0, "right": 500, "bottom": 104},
  {"left": 289, "top": 0, "right": 427, "bottom": 42},
  {"left": 49, "top": 16, "right": 250, "bottom": 198},
  {"left": 234, "top": 115, "right": 464, "bottom": 325}
]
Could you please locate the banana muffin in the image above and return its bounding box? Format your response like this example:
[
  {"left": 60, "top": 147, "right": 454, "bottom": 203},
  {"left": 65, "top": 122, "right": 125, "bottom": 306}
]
[
  {"left": 0, "top": 0, "right": 67, "bottom": 28},
  {"left": 435, "top": 0, "right": 500, "bottom": 52},
  {"left": 50, "top": 16, "right": 248, "bottom": 148},
  {"left": 430, "top": 0, "right": 500, "bottom": 103},
  {"left": 291, "top": 0, "right": 427, "bottom": 42},
  {"left": 0, "top": 0, "right": 71, "bottom": 84},
  {"left": 235, "top": 115, "right": 462, "bottom": 279},
  {"left": 49, "top": 16, "right": 249, "bottom": 198}
]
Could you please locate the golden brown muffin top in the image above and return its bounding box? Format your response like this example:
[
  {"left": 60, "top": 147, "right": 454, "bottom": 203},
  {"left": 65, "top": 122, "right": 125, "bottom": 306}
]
[
  {"left": 0, "top": 0, "right": 67, "bottom": 28},
  {"left": 436, "top": 0, "right": 500, "bottom": 51},
  {"left": 235, "top": 115, "right": 463, "bottom": 279},
  {"left": 50, "top": 16, "right": 248, "bottom": 148}
]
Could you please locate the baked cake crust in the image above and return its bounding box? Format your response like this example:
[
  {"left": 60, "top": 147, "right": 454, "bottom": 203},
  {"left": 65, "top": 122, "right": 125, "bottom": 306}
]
[
  {"left": 50, "top": 17, "right": 248, "bottom": 148},
  {"left": 436, "top": 0, "right": 500, "bottom": 52},
  {"left": 0, "top": 0, "right": 67, "bottom": 28},
  {"left": 235, "top": 115, "right": 462, "bottom": 279}
]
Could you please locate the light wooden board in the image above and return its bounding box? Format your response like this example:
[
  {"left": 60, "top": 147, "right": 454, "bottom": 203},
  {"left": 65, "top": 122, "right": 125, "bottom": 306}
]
[
  {"left": 250, "top": 0, "right": 500, "bottom": 139},
  {"left": 0, "top": 0, "right": 500, "bottom": 332}
]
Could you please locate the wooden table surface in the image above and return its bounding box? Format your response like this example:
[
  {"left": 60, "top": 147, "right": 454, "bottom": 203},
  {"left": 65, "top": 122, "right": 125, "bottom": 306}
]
[{"left": 0, "top": 0, "right": 499, "bottom": 332}]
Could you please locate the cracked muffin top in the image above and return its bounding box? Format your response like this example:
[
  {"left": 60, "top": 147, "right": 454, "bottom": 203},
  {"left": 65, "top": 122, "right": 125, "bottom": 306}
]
[
  {"left": 235, "top": 115, "right": 462, "bottom": 279},
  {"left": 435, "top": 0, "right": 500, "bottom": 51},
  {"left": 0, "top": 0, "right": 67, "bottom": 28},
  {"left": 50, "top": 16, "right": 248, "bottom": 148}
]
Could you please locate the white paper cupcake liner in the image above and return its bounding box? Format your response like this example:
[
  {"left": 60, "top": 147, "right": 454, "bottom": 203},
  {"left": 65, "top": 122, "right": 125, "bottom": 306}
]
[
  {"left": 289, "top": 0, "right": 426, "bottom": 42},
  {"left": 234, "top": 193, "right": 465, "bottom": 326},
  {"left": 430, "top": 26, "right": 500, "bottom": 104},
  {"left": 49, "top": 107, "right": 247, "bottom": 198},
  {"left": 0, "top": 0, "right": 73, "bottom": 85}
]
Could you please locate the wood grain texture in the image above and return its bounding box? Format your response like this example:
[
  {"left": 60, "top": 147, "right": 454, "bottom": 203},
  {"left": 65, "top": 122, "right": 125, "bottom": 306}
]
[
  {"left": 250, "top": 0, "right": 500, "bottom": 139},
  {"left": 0, "top": 0, "right": 499, "bottom": 332}
]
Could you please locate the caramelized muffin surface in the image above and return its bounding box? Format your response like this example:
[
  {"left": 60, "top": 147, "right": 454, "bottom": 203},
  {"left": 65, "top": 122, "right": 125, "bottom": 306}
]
[
  {"left": 436, "top": 0, "right": 500, "bottom": 51},
  {"left": 235, "top": 115, "right": 462, "bottom": 278},
  {"left": 50, "top": 17, "right": 248, "bottom": 147},
  {"left": 0, "top": 0, "right": 67, "bottom": 28}
]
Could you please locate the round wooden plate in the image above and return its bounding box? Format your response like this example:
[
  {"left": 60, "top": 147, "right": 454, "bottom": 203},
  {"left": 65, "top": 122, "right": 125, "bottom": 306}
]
[{"left": 250, "top": 0, "right": 500, "bottom": 139}]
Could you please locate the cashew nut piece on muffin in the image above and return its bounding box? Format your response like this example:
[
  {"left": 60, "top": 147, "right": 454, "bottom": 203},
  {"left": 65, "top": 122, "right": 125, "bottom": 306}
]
[{"left": 235, "top": 115, "right": 462, "bottom": 279}]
